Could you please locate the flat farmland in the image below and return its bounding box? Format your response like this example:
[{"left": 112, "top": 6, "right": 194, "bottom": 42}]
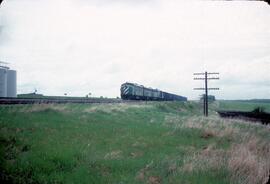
[{"left": 217, "top": 100, "right": 270, "bottom": 112}]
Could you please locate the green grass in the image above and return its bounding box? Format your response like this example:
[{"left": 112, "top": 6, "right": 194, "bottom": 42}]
[
  {"left": 0, "top": 102, "right": 269, "bottom": 184},
  {"left": 217, "top": 100, "right": 270, "bottom": 112}
]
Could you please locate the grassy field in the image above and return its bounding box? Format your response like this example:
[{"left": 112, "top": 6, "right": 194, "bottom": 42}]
[
  {"left": 217, "top": 100, "right": 270, "bottom": 112},
  {"left": 0, "top": 101, "right": 269, "bottom": 184}
]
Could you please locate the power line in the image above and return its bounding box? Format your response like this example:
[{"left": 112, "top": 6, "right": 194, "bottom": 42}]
[
  {"left": 193, "top": 71, "right": 220, "bottom": 117},
  {"left": 194, "top": 88, "right": 219, "bottom": 90}
]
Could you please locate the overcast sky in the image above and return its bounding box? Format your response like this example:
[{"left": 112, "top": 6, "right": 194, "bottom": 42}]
[{"left": 0, "top": 0, "right": 269, "bottom": 99}]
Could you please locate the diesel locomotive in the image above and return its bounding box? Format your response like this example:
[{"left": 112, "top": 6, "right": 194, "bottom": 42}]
[{"left": 120, "top": 82, "right": 187, "bottom": 101}]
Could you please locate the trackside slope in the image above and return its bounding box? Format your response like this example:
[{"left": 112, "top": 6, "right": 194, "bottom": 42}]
[{"left": 0, "top": 102, "right": 269, "bottom": 184}]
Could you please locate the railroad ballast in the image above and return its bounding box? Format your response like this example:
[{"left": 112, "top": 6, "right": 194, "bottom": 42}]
[{"left": 120, "top": 82, "right": 187, "bottom": 101}]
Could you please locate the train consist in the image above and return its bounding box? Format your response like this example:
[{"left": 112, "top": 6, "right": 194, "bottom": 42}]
[{"left": 121, "top": 82, "right": 187, "bottom": 101}]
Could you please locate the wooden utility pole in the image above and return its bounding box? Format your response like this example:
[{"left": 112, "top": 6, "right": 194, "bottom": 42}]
[{"left": 194, "top": 72, "right": 219, "bottom": 117}]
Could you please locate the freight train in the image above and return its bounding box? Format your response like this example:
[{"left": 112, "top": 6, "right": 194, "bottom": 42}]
[{"left": 120, "top": 82, "right": 187, "bottom": 101}]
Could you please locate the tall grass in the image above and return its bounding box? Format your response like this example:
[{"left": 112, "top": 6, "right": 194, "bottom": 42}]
[{"left": 0, "top": 102, "right": 269, "bottom": 184}]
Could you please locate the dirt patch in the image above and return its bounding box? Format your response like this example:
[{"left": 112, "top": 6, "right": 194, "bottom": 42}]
[
  {"left": 136, "top": 170, "right": 145, "bottom": 181},
  {"left": 148, "top": 176, "right": 162, "bottom": 184},
  {"left": 200, "top": 129, "right": 216, "bottom": 139}
]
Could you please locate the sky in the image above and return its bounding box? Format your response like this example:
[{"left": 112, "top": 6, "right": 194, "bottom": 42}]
[{"left": 0, "top": 0, "right": 269, "bottom": 100}]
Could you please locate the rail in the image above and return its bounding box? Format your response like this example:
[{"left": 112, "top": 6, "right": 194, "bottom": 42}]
[{"left": 0, "top": 97, "right": 123, "bottom": 104}]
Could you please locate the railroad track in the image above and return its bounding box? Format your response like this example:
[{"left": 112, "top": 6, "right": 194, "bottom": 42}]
[{"left": 0, "top": 97, "right": 124, "bottom": 104}]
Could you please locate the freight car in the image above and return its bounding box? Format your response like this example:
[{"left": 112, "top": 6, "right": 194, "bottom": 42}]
[{"left": 120, "top": 82, "right": 187, "bottom": 101}]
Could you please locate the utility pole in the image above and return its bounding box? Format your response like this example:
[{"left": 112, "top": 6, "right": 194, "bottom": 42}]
[{"left": 194, "top": 72, "right": 219, "bottom": 117}]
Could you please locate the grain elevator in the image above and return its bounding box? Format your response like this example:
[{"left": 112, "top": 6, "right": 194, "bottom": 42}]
[{"left": 0, "top": 61, "right": 17, "bottom": 97}]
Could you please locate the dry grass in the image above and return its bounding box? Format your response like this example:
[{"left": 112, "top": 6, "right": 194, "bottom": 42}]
[
  {"left": 164, "top": 115, "right": 240, "bottom": 139},
  {"left": 228, "top": 136, "right": 270, "bottom": 184},
  {"left": 178, "top": 135, "right": 270, "bottom": 184},
  {"left": 104, "top": 150, "right": 123, "bottom": 160},
  {"left": 164, "top": 115, "right": 183, "bottom": 126},
  {"left": 84, "top": 103, "right": 149, "bottom": 113},
  {"left": 181, "top": 144, "right": 227, "bottom": 173},
  {"left": 130, "top": 151, "right": 144, "bottom": 158},
  {"left": 132, "top": 141, "right": 147, "bottom": 148},
  {"left": 200, "top": 129, "right": 217, "bottom": 139},
  {"left": 147, "top": 176, "right": 162, "bottom": 184},
  {"left": 163, "top": 115, "right": 270, "bottom": 183},
  {"left": 135, "top": 161, "right": 154, "bottom": 182}
]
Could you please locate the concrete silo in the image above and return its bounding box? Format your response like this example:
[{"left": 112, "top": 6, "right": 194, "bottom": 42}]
[
  {"left": 0, "top": 61, "right": 17, "bottom": 97},
  {"left": 7, "top": 70, "right": 17, "bottom": 97},
  {"left": 0, "top": 67, "right": 7, "bottom": 97}
]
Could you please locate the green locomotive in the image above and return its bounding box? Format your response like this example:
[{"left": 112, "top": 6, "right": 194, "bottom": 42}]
[{"left": 120, "top": 82, "right": 187, "bottom": 101}]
